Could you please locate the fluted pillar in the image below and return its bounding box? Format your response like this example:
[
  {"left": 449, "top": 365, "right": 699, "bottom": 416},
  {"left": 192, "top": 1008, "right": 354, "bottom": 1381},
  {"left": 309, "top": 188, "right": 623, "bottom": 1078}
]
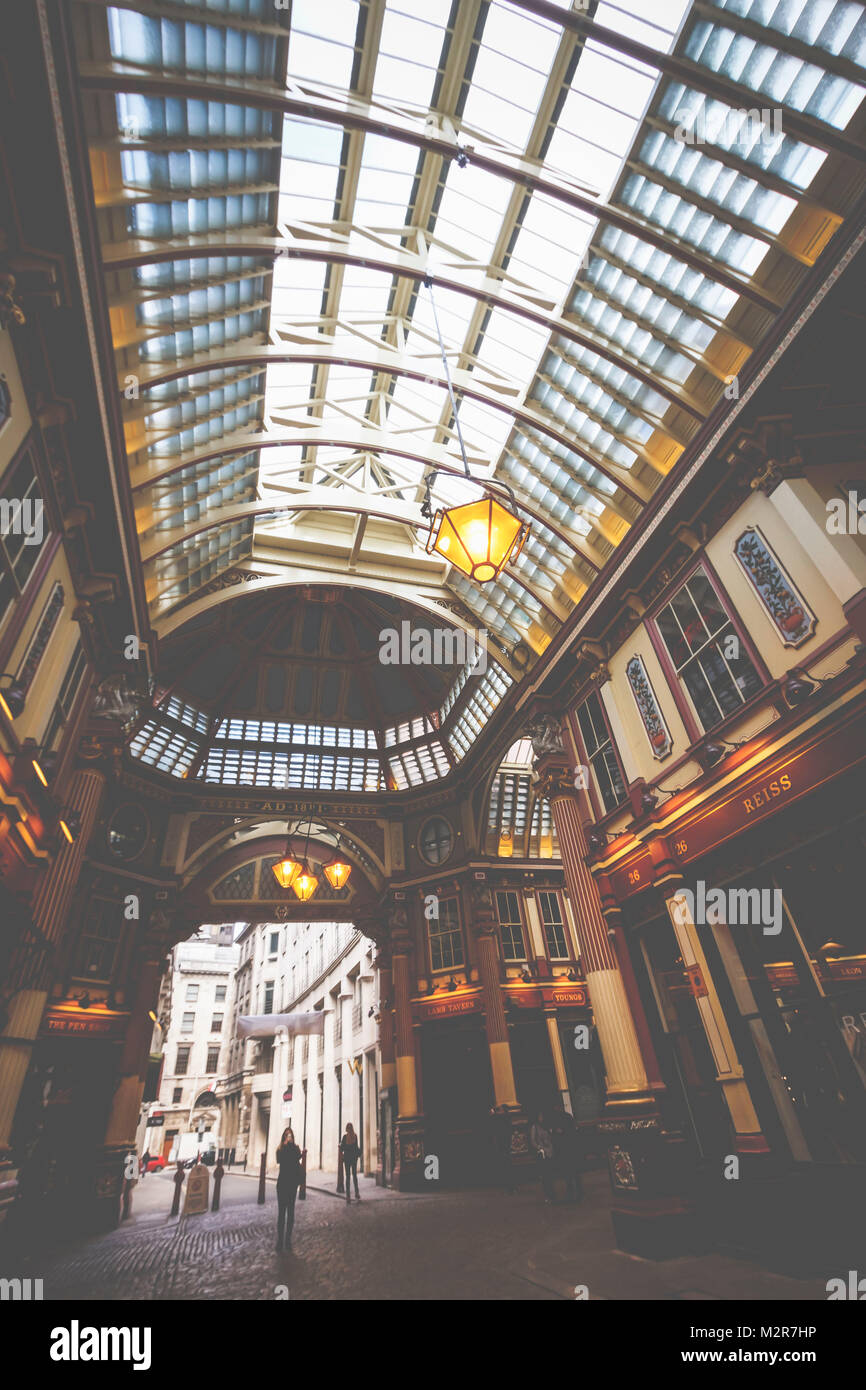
[{"left": 535, "top": 748, "right": 650, "bottom": 1111}]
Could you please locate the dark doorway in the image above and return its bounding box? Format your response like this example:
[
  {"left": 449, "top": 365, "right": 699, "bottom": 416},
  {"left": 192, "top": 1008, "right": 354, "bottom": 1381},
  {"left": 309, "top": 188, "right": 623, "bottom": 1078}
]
[{"left": 420, "top": 1021, "right": 492, "bottom": 1186}]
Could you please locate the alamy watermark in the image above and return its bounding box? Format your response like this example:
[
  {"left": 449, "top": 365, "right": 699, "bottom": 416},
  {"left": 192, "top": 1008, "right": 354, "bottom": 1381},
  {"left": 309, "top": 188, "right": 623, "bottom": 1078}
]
[
  {"left": 0, "top": 497, "right": 43, "bottom": 546},
  {"left": 674, "top": 106, "right": 783, "bottom": 150},
  {"left": 669, "top": 880, "right": 782, "bottom": 935},
  {"left": 379, "top": 621, "right": 487, "bottom": 674},
  {"left": 825, "top": 490, "right": 866, "bottom": 535}
]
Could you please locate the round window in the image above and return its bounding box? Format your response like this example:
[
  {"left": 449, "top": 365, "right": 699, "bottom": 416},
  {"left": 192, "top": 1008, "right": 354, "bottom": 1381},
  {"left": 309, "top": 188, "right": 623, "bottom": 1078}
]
[
  {"left": 418, "top": 815, "right": 454, "bottom": 866},
  {"left": 106, "top": 803, "right": 150, "bottom": 861}
]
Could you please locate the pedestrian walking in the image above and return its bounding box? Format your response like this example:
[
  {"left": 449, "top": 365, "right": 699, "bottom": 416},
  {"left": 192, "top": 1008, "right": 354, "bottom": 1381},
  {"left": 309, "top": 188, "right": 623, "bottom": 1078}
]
[
  {"left": 275, "top": 1126, "right": 302, "bottom": 1252},
  {"left": 489, "top": 1104, "right": 515, "bottom": 1194},
  {"left": 140, "top": 1150, "right": 151, "bottom": 1179},
  {"left": 529, "top": 1111, "right": 555, "bottom": 1204},
  {"left": 340, "top": 1123, "right": 361, "bottom": 1202}
]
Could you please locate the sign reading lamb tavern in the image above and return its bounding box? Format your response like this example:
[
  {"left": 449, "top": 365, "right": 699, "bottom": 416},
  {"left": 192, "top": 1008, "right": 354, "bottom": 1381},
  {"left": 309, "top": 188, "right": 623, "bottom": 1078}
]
[{"left": 415, "top": 994, "right": 480, "bottom": 1020}]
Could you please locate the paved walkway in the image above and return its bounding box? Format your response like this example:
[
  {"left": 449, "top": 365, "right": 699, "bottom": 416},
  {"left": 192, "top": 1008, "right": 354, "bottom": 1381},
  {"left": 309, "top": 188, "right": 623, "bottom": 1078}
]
[{"left": 9, "top": 1171, "right": 829, "bottom": 1301}]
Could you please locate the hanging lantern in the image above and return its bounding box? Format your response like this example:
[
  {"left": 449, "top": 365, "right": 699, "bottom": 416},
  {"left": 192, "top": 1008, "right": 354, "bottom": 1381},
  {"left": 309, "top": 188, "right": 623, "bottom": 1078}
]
[
  {"left": 426, "top": 492, "right": 528, "bottom": 582},
  {"left": 323, "top": 856, "right": 352, "bottom": 890},
  {"left": 272, "top": 854, "right": 302, "bottom": 889},
  {"left": 291, "top": 862, "right": 319, "bottom": 902},
  {"left": 273, "top": 824, "right": 302, "bottom": 888}
]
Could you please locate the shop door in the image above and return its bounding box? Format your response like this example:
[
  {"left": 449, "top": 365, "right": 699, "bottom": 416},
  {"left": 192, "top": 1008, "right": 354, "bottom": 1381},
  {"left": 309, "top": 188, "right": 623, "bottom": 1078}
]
[
  {"left": 420, "top": 1023, "right": 492, "bottom": 1185},
  {"left": 639, "top": 918, "right": 733, "bottom": 1162}
]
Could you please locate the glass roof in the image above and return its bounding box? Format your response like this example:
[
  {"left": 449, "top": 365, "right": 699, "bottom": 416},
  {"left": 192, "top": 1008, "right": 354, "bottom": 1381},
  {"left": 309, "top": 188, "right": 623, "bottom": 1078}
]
[{"left": 69, "top": 0, "right": 866, "bottom": 786}]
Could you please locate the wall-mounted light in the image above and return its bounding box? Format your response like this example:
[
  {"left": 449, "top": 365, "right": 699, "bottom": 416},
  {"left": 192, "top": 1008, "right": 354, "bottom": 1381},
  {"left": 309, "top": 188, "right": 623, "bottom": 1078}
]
[
  {"left": 77, "top": 991, "right": 91, "bottom": 1010},
  {"left": 58, "top": 809, "right": 81, "bottom": 844},
  {"left": 586, "top": 828, "right": 610, "bottom": 855},
  {"left": 782, "top": 667, "right": 820, "bottom": 708},
  {"left": 0, "top": 675, "right": 26, "bottom": 720}
]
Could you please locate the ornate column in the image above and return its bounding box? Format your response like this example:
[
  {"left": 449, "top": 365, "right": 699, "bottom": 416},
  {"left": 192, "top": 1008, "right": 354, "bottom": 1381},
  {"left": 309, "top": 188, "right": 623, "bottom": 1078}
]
[
  {"left": 374, "top": 950, "right": 395, "bottom": 1187},
  {"left": 530, "top": 717, "right": 651, "bottom": 1112},
  {"left": 389, "top": 906, "right": 425, "bottom": 1190},
  {"left": 0, "top": 767, "right": 106, "bottom": 1169}
]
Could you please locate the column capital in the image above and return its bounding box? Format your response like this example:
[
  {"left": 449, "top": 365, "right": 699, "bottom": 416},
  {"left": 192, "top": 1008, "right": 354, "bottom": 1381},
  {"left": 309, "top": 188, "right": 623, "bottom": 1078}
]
[{"left": 533, "top": 749, "right": 578, "bottom": 802}]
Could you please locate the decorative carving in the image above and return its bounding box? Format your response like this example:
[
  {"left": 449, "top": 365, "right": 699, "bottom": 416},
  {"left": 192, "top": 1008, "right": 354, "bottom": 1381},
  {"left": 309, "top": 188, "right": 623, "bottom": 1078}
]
[
  {"left": 525, "top": 714, "right": 563, "bottom": 757},
  {"left": 92, "top": 673, "right": 153, "bottom": 732},
  {"left": 734, "top": 526, "right": 815, "bottom": 647},
  {"left": 626, "top": 655, "right": 672, "bottom": 760}
]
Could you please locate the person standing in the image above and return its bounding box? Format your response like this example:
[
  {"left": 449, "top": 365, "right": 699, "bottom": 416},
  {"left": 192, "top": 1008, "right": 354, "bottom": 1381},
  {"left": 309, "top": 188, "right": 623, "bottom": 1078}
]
[
  {"left": 275, "top": 1126, "right": 302, "bottom": 1252},
  {"left": 529, "top": 1111, "right": 555, "bottom": 1204},
  {"left": 340, "top": 1123, "right": 361, "bottom": 1202},
  {"left": 489, "top": 1104, "right": 516, "bottom": 1194},
  {"left": 140, "top": 1150, "right": 151, "bottom": 1179}
]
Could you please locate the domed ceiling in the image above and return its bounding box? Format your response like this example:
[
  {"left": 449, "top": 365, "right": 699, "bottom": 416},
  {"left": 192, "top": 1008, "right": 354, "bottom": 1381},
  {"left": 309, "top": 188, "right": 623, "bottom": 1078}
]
[{"left": 156, "top": 585, "right": 464, "bottom": 727}]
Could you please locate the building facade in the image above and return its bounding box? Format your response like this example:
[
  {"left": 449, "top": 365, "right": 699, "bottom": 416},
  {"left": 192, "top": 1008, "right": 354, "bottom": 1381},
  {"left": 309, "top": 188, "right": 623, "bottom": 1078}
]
[{"left": 142, "top": 926, "right": 238, "bottom": 1164}]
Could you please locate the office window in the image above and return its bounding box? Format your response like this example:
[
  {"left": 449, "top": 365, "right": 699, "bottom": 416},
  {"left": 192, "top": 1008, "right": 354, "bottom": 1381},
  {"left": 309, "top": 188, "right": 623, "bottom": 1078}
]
[
  {"left": 655, "top": 567, "right": 762, "bottom": 732},
  {"left": 185, "top": 984, "right": 199, "bottom": 1002},
  {"left": 172, "top": 1086, "right": 182, "bottom": 1104},
  {"left": 175, "top": 1046, "right": 190, "bottom": 1075},
  {"left": 205, "top": 1045, "right": 220, "bottom": 1073},
  {"left": 538, "top": 892, "right": 569, "bottom": 960},
  {"left": 263, "top": 982, "right": 274, "bottom": 1014},
  {"left": 215, "top": 985, "right": 226, "bottom": 1002},
  {"left": 181, "top": 1012, "right": 195, "bottom": 1032},
  {"left": 575, "top": 691, "right": 627, "bottom": 814},
  {"left": 495, "top": 890, "right": 526, "bottom": 962},
  {"left": 211, "top": 1014, "right": 223, "bottom": 1033},
  {"left": 269, "top": 930, "right": 279, "bottom": 957},
  {"left": 428, "top": 896, "right": 464, "bottom": 972}
]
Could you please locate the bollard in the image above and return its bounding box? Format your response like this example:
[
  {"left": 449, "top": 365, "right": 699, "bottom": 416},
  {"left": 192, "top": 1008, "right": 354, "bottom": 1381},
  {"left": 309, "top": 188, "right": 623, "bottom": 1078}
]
[
  {"left": 336, "top": 1144, "right": 344, "bottom": 1194},
  {"left": 299, "top": 1148, "right": 307, "bottom": 1200},
  {"left": 257, "top": 1151, "right": 267, "bottom": 1205},
  {"left": 212, "top": 1160, "right": 225, "bottom": 1212},
  {"left": 170, "top": 1162, "right": 185, "bottom": 1217}
]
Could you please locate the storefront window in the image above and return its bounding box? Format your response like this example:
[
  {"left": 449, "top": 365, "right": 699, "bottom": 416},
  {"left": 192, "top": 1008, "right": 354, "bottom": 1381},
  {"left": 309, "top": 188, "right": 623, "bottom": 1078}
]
[{"left": 72, "top": 901, "right": 123, "bottom": 982}]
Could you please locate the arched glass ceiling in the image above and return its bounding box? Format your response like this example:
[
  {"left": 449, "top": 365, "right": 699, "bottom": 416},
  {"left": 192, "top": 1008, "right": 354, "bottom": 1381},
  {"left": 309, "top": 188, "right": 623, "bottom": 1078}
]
[{"left": 71, "top": 0, "right": 866, "bottom": 669}]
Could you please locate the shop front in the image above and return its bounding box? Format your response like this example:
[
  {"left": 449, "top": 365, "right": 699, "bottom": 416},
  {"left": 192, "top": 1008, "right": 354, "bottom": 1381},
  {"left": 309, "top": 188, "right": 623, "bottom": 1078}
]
[{"left": 595, "top": 694, "right": 866, "bottom": 1271}]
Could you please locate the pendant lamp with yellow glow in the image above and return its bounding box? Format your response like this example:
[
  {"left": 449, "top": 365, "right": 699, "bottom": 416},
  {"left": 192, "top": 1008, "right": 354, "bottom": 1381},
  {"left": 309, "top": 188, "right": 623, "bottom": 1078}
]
[
  {"left": 292, "top": 862, "right": 319, "bottom": 901},
  {"left": 272, "top": 822, "right": 302, "bottom": 889},
  {"left": 420, "top": 280, "right": 529, "bottom": 583},
  {"left": 426, "top": 491, "right": 528, "bottom": 582},
  {"left": 323, "top": 834, "right": 352, "bottom": 890}
]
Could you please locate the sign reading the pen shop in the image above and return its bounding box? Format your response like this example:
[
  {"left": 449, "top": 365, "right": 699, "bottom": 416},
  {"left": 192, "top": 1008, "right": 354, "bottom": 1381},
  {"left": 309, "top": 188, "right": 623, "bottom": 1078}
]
[{"left": 183, "top": 1165, "right": 209, "bottom": 1216}]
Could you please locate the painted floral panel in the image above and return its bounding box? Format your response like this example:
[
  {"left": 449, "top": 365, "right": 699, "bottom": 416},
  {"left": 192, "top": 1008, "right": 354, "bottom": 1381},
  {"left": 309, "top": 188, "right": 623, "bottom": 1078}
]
[
  {"left": 734, "top": 528, "right": 815, "bottom": 647},
  {"left": 626, "top": 655, "right": 672, "bottom": 760}
]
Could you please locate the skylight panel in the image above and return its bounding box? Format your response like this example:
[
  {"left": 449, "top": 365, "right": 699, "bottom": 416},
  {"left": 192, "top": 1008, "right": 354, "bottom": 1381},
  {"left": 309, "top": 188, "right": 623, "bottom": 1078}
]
[
  {"left": 289, "top": 32, "right": 357, "bottom": 90},
  {"left": 595, "top": 0, "right": 690, "bottom": 50},
  {"left": 475, "top": 310, "right": 547, "bottom": 381},
  {"left": 373, "top": 53, "right": 439, "bottom": 109}
]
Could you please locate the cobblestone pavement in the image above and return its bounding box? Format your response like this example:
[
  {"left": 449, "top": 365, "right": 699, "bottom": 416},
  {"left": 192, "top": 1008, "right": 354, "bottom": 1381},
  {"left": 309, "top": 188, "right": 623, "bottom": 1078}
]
[{"left": 19, "top": 1172, "right": 828, "bottom": 1302}]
